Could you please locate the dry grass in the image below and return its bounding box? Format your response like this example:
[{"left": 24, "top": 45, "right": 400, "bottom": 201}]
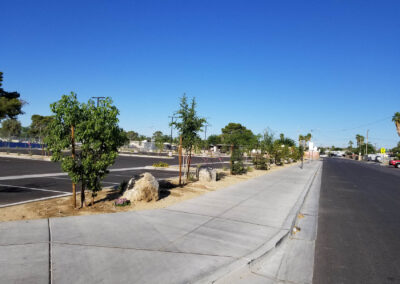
[{"left": 0, "top": 163, "right": 297, "bottom": 222}]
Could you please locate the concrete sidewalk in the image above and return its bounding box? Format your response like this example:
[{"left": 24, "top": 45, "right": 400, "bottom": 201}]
[{"left": 0, "top": 161, "right": 322, "bottom": 284}]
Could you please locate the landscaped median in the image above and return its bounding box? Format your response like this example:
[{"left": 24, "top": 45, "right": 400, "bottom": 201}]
[
  {"left": 0, "top": 161, "right": 321, "bottom": 284},
  {"left": 0, "top": 163, "right": 294, "bottom": 222}
]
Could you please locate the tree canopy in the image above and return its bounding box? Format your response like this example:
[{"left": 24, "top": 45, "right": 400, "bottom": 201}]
[
  {"left": 46, "top": 93, "right": 126, "bottom": 207},
  {"left": 0, "top": 72, "right": 24, "bottom": 121},
  {"left": 0, "top": 119, "right": 21, "bottom": 137},
  {"left": 221, "top": 123, "right": 255, "bottom": 147}
]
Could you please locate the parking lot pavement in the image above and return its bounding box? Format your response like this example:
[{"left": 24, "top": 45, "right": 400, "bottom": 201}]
[{"left": 0, "top": 155, "right": 229, "bottom": 208}]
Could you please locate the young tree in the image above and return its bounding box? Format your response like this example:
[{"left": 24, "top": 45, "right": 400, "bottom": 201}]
[
  {"left": 171, "top": 94, "right": 206, "bottom": 180},
  {"left": 0, "top": 72, "right": 24, "bottom": 121},
  {"left": 1, "top": 119, "right": 21, "bottom": 137},
  {"left": 221, "top": 123, "right": 255, "bottom": 174},
  {"left": 46, "top": 93, "right": 126, "bottom": 207}
]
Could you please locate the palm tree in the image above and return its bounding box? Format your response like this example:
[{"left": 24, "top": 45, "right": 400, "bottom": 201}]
[
  {"left": 348, "top": 140, "right": 353, "bottom": 150},
  {"left": 356, "top": 134, "right": 364, "bottom": 154},
  {"left": 392, "top": 112, "right": 400, "bottom": 137}
]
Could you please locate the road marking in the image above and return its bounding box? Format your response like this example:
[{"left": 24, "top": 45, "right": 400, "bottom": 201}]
[
  {"left": 0, "top": 162, "right": 229, "bottom": 181},
  {"left": 0, "top": 184, "right": 67, "bottom": 194},
  {"left": 0, "top": 172, "right": 68, "bottom": 181},
  {"left": 0, "top": 193, "right": 71, "bottom": 208}
]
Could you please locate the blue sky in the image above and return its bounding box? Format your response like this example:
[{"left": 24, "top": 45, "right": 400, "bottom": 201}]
[{"left": 1, "top": 0, "right": 399, "bottom": 148}]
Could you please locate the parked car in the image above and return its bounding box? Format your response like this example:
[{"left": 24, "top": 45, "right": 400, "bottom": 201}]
[{"left": 389, "top": 159, "right": 400, "bottom": 168}]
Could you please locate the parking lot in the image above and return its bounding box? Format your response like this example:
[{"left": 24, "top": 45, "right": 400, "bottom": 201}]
[{"left": 0, "top": 154, "right": 229, "bottom": 207}]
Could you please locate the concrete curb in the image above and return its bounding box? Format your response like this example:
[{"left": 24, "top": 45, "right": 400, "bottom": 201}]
[
  {"left": 118, "top": 153, "right": 174, "bottom": 159},
  {"left": 196, "top": 161, "right": 323, "bottom": 284},
  {"left": 0, "top": 152, "right": 51, "bottom": 161}
]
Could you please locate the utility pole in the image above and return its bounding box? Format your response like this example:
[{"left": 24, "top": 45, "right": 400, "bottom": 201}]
[
  {"left": 91, "top": 96, "right": 105, "bottom": 107},
  {"left": 366, "top": 129, "right": 369, "bottom": 155},
  {"left": 168, "top": 116, "right": 177, "bottom": 145},
  {"left": 204, "top": 123, "right": 209, "bottom": 140}
]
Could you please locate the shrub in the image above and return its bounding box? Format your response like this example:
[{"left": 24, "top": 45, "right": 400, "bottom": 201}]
[
  {"left": 252, "top": 155, "right": 269, "bottom": 170},
  {"left": 153, "top": 161, "right": 169, "bottom": 168},
  {"left": 118, "top": 180, "right": 128, "bottom": 194},
  {"left": 231, "top": 148, "right": 246, "bottom": 175},
  {"left": 114, "top": 198, "right": 131, "bottom": 207}
]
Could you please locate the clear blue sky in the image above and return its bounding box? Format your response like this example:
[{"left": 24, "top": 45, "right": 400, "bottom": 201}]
[{"left": 1, "top": 0, "right": 399, "bottom": 148}]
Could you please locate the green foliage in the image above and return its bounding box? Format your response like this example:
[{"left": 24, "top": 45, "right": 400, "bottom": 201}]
[
  {"left": 231, "top": 148, "right": 247, "bottom": 175},
  {"left": 0, "top": 72, "right": 24, "bottom": 121},
  {"left": 1, "top": 119, "right": 21, "bottom": 137},
  {"left": 260, "top": 130, "right": 274, "bottom": 154},
  {"left": 126, "top": 130, "right": 139, "bottom": 141},
  {"left": 278, "top": 133, "right": 295, "bottom": 147},
  {"left": 221, "top": 123, "right": 256, "bottom": 148},
  {"left": 252, "top": 155, "right": 270, "bottom": 170},
  {"left": 153, "top": 161, "right": 169, "bottom": 167},
  {"left": 118, "top": 180, "right": 128, "bottom": 194},
  {"left": 207, "top": 134, "right": 222, "bottom": 146},
  {"left": 46, "top": 93, "right": 126, "bottom": 204},
  {"left": 393, "top": 112, "right": 400, "bottom": 136},
  {"left": 29, "top": 115, "right": 54, "bottom": 140},
  {"left": 171, "top": 94, "right": 206, "bottom": 152},
  {"left": 391, "top": 142, "right": 400, "bottom": 159},
  {"left": 152, "top": 130, "right": 170, "bottom": 152}
]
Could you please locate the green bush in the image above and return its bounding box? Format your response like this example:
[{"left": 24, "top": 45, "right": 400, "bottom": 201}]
[
  {"left": 153, "top": 161, "right": 169, "bottom": 168},
  {"left": 252, "top": 155, "right": 270, "bottom": 170},
  {"left": 231, "top": 148, "right": 247, "bottom": 175}
]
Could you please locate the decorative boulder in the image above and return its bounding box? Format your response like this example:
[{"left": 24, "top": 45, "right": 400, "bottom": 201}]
[
  {"left": 123, "top": 173, "right": 159, "bottom": 202},
  {"left": 197, "top": 166, "right": 217, "bottom": 182}
]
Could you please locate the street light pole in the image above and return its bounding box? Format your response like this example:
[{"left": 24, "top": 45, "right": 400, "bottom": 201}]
[
  {"left": 168, "top": 116, "right": 177, "bottom": 145},
  {"left": 91, "top": 96, "right": 105, "bottom": 107},
  {"left": 366, "top": 129, "right": 369, "bottom": 156}
]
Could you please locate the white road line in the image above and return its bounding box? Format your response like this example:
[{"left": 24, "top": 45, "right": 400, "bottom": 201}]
[
  {"left": 0, "top": 184, "right": 67, "bottom": 194},
  {"left": 0, "top": 193, "right": 71, "bottom": 208},
  {"left": 0, "top": 172, "right": 67, "bottom": 181},
  {"left": 0, "top": 162, "right": 229, "bottom": 181}
]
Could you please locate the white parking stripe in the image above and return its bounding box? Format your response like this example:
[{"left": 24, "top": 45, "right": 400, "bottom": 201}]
[
  {"left": 0, "top": 162, "right": 229, "bottom": 181},
  {"left": 0, "top": 184, "right": 67, "bottom": 194},
  {"left": 0, "top": 193, "right": 71, "bottom": 208}
]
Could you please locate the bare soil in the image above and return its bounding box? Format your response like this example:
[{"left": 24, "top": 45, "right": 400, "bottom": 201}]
[{"left": 0, "top": 163, "right": 296, "bottom": 222}]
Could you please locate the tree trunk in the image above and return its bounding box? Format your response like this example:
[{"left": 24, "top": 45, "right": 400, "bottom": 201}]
[
  {"left": 230, "top": 144, "right": 234, "bottom": 175},
  {"left": 80, "top": 181, "right": 86, "bottom": 208},
  {"left": 178, "top": 136, "right": 183, "bottom": 186},
  {"left": 186, "top": 147, "right": 192, "bottom": 182},
  {"left": 396, "top": 121, "right": 400, "bottom": 137}
]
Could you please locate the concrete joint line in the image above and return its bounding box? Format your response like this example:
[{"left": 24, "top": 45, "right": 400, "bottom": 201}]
[
  {"left": 49, "top": 241, "right": 237, "bottom": 259},
  {"left": 48, "top": 218, "right": 53, "bottom": 284},
  {"left": 162, "top": 178, "right": 284, "bottom": 252}
]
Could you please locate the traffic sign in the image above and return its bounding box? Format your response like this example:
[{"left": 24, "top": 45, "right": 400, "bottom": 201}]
[{"left": 380, "top": 147, "right": 386, "bottom": 154}]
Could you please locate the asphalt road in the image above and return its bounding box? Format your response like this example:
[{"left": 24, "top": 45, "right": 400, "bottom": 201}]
[
  {"left": 313, "top": 158, "right": 400, "bottom": 284},
  {"left": 0, "top": 154, "right": 229, "bottom": 207}
]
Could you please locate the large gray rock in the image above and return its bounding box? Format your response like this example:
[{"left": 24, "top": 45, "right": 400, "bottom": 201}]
[
  {"left": 123, "top": 173, "right": 159, "bottom": 202},
  {"left": 196, "top": 166, "right": 217, "bottom": 183}
]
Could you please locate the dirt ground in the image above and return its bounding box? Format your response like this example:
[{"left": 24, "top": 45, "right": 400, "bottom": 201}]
[{"left": 0, "top": 163, "right": 297, "bottom": 222}]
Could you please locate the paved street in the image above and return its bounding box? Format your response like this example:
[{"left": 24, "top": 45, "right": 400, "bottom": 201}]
[{"left": 314, "top": 158, "right": 400, "bottom": 284}]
